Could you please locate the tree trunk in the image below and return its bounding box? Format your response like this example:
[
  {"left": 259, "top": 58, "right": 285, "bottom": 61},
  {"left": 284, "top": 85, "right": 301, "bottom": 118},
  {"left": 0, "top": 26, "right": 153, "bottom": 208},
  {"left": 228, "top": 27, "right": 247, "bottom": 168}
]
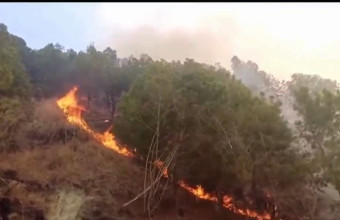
[
  {"left": 110, "top": 95, "right": 116, "bottom": 120},
  {"left": 105, "top": 91, "right": 110, "bottom": 110}
]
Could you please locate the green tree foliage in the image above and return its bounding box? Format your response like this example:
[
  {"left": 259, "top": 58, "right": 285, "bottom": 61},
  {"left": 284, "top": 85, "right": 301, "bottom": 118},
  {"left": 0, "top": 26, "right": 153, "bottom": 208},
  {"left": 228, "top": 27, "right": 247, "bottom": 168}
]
[
  {"left": 27, "top": 43, "right": 76, "bottom": 98},
  {"left": 22, "top": 40, "right": 141, "bottom": 117},
  {"left": 293, "top": 85, "right": 340, "bottom": 192},
  {"left": 73, "top": 46, "right": 140, "bottom": 113},
  {"left": 289, "top": 73, "right": 339, "bottom": 96},
  {"left": 0, "top": 23, "right": 31, "bottom": 98},
  {"left": 0, "top": 23, "right": 32, "bottom": 150},
  {"left": 114, "top": 59, "right": 310, "bottom": 218},
  {"left": 0, "top": 24, "right": 152, "bottom": 118}
]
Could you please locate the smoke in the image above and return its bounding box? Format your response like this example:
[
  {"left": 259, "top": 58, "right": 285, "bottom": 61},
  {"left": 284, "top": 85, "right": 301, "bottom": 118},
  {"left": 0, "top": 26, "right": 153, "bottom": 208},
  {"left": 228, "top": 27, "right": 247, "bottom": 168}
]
[
  {"left": 94, "top": 3, "right": 244, "bottom": 66},
  {"left": 99, "top": 25, "right": 236, "bottom": 66},
  {"left": 231, "top": 56, "right": 301, "bottom": 132},
  {"left": 231, "top": 56, "right": 269, "bottom": 93},
  {"left": 94, "top": 3, "right": 340, "bottom": 83}
]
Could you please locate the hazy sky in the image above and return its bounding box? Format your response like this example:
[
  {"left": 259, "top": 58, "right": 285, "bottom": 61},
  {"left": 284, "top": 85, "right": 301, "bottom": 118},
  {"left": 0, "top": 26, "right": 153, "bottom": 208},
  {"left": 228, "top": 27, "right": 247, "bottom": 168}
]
[{"left": 1, "top": 3, "right": 340, "bottom": 82}]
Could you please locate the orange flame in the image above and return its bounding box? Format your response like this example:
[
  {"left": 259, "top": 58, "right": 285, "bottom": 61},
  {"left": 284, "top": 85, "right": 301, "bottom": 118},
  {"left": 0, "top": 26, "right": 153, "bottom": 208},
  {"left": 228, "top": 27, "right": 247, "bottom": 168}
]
[
  {"left": 56, "top": 86, "right": 133, "bottom": 157},
  {"left": 56, "top": 86, "right": 277, "bottom": 220},
  {"left": 154, "top": 159, "right": 169, "bottom": 178},
  {"left": 177, "top": 181, "right": 274, "bottom": 220}
]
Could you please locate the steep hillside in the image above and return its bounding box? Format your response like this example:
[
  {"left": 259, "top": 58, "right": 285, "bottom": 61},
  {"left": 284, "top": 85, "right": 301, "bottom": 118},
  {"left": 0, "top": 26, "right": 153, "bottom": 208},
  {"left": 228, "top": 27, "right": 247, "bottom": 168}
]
[{"left": 0, "top": 98, "right": 251, "bottom": 220}]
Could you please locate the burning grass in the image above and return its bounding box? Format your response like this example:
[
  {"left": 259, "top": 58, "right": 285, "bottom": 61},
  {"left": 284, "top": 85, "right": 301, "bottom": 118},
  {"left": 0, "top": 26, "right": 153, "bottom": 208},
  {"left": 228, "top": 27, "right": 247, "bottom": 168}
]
[
  {"left": 0, "top": 87, "right": 277, "bottom": 220},
  {"left": 56, "top": 86, "right": 133, "bottom": 157},
  {"left": 55, "top": 86, "right": 277, "bottom": 220},
  {"left": 0, "top": 97, "right": 145, "bottom": 219}
]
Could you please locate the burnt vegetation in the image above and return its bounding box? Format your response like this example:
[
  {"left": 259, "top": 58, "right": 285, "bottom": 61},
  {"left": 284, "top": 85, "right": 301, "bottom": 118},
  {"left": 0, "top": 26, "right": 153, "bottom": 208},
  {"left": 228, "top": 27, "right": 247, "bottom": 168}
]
[{"left": 1, "top": 22, "right": 340, "bottom": 220}]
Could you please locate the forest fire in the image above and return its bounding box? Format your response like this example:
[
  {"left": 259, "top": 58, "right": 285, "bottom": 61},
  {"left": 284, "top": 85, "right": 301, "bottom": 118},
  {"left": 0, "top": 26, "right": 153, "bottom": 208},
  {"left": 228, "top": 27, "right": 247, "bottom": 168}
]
[
  {"left": 177, "top": 182, "right": 273, "bottom": 220},
  {"left": 56, "top": 86, "right": 275, "bottom": 220},
  {"left": 56, "top": 86, "right": 133, "bottom": 157}
]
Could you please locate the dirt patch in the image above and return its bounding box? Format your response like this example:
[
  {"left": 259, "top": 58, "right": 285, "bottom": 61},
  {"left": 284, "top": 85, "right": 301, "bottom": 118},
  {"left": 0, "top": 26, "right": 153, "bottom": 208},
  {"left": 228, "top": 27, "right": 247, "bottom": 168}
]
[{"left": 48, "top": 189, "right": 86, "bottom": 220}]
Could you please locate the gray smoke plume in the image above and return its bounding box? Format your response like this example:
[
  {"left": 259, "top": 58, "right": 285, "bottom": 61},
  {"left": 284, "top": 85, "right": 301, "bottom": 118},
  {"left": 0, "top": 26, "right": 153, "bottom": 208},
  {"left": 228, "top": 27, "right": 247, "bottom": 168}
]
[
  {"left": 99, "top": 24, "right": 234, "bottom": 67},
  {"left": 231, "top": 56, "right": 340, "bottom": 219},
  {"left": 231, "top": 56, "right": 301, "bottom": 131}
]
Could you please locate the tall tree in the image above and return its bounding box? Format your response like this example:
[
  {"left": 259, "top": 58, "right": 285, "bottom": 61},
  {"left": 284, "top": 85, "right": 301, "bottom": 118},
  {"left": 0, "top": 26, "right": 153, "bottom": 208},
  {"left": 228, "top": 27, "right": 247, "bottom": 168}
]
[
  {"left": 293, "top": 86, "right": 340, "bottom": 190},
  {"left": 0, "top": 23, "right": 32, "bottom": 150},
  {"left": 114, "top": 59, "right": 311, "bottom": 219},
  {"left": 0, "top": 23, "right": 31, "bottom": 98}
]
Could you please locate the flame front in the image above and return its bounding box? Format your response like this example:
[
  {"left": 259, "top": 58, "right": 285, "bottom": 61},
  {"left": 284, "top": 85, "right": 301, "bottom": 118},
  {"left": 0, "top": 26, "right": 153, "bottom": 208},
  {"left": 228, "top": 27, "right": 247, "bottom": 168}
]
[
  {"left": 56, "top": 86, "right": 133, "bottom": 157},
  {"left": 56, "top": 86, "right": 275, "bottom": 220},
  {"left": 177, "top": 181, "right": 273, "bottom": 220}
]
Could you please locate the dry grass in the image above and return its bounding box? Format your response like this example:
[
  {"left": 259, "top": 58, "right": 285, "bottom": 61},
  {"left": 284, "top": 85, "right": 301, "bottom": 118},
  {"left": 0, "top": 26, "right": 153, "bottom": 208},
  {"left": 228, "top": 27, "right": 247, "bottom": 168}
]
[
  {"left": 0, "top": 99, "right": 144, "bottom": 219},
  {"left": 0, "top": 140, "right": 143, "bottom": 193},
  {"left": 15, "top": 99, "right": 89, "bottom": 149},
  {"left": 0, "top": 139, "right": 145, "bottom": 219},
  {"left": 0, "top": 99, "right": 247, "bottom": 220}
]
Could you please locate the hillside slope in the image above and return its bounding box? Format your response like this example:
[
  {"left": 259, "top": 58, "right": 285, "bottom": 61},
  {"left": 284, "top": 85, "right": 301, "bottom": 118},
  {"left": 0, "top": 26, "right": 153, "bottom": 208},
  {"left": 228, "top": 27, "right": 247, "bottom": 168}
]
[{"left": 0, "top": 99, "right": 249, "bottom": 220}]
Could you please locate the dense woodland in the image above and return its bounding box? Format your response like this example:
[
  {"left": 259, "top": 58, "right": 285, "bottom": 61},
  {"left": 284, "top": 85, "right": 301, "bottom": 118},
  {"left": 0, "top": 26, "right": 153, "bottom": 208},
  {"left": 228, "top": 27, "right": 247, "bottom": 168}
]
[{"left": 1, "top": 22, "right": 340, "bottom": 220}]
